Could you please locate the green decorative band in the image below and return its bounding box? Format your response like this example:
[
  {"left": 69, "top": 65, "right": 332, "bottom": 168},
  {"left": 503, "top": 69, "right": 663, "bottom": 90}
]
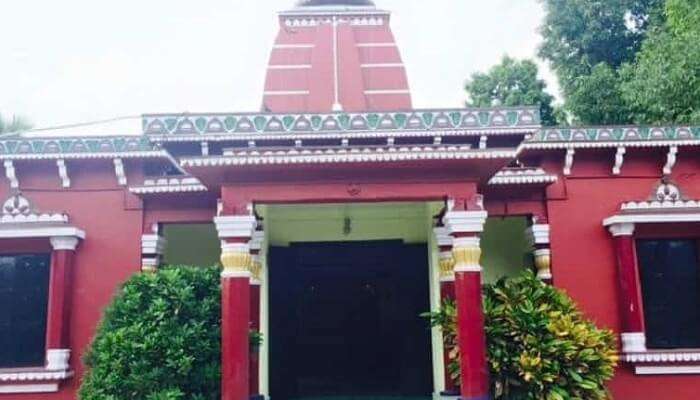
[
  {"left": 0, "top": 136, "right": 158, "bottom": 157},
  {"left": 142, "top": 107, "right": 541, "bottom": 136},
  {"left": 528, "top": 126, "right": 700, "bottom": 144}
]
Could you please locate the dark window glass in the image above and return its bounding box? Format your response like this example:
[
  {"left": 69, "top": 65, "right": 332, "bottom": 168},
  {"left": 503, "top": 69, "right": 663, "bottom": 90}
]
[
  {"left": 637, "top": 240, "right": 700, "bottom": 349},
  {"left": 0, "top": 254, "right": 51, "bottom": 368}
]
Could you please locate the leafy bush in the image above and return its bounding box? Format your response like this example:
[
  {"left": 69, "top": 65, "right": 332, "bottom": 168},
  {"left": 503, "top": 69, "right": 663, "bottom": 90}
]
[
  {"left": 79, "top": 266, "right": 222, "bottom": 400},
  {"left": 425, "top": 271, "right": 618, "bottom": 400}
]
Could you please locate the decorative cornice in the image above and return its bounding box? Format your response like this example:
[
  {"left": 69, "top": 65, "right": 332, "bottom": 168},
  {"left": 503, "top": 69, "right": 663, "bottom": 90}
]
[
  {"left": 0, "top": 136, "right": 165, "bottom": 160},
  {"left": 129, "top": 176, "right": 208, "bottom": 195},
  {"left": 0, "top": 193, "right": 85, "bottom": 240},
  {"left": 180, "top": 146, "right": 517, "bottom": 168},
  {"left": 488, "top": 167, "right": 557, "bottom": 185},
  {"left": 624, "top": 351, "right": 700, "bottom": 364},
  {"left": 0, "top": 370, "right": 73, "bottom": 382},
  {"left": 526, "top": 126, "right": 700, "bottom": 149},
  {"left": 143, "top": 108, "right": 540, "bottom": 138},
  {"left": 604, "top": 180, "right": 700, "bottom": 227}
]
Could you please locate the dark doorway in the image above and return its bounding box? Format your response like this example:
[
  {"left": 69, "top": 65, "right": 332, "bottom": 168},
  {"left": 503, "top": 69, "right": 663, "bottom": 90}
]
[{"left": 269, "top": 241, "right": 433, "bottom": 400}]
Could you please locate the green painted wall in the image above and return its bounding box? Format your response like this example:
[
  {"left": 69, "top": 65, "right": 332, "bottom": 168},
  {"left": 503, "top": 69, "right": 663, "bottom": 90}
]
[
  {"left": 163, "top": 223, "right": 221, "bottom": 267},
  {"left": 481, "top": 217, "right": 532, "bottom": 283},
  {"left": 161, "top": 206, "right": 531, "bottom": 283}
]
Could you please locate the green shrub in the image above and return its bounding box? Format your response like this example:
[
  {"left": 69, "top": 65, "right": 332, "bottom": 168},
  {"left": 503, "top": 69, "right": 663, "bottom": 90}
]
[
  {"left": 79, "top": 266, "right": 222, "bottom": 400},
  {"left": 425, "top": 271, "right": 618, "bottom": 400}
]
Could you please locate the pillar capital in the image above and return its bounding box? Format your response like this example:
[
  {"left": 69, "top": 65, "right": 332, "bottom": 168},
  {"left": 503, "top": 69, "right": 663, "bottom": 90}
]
[
  {"left": 214, "top": 215, "right": 257, "bottom": 240},
  {"left": 444, "top": 210, "right": 488, "bottom": 235},
  {"left": 433, "top": 226, "right": 453, "bottom": 248},
  {"left": 50, "top": 236, "right": 80, "bottom": 251},
  {"left": 609, "top": 222, "right": 635, "bottom": 237},
  {"left": 526, "top": 224, "right": 550, "bottom": 246},
  {"left": 141, "top": 233, "right": 166, "bottom": 273}
]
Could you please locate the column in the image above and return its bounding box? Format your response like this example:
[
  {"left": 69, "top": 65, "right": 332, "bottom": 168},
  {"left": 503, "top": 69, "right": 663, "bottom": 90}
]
[
  {"left": 248, "top": 226, "right": 265, "bottom": 400},
  {"left": 215, "top": 214, "right": 257, "bottom": 400},
  {"left": 608, "top": 222, "right": 646, "bottom": 353},
  {"left": 141, "top": 231, "right": 166, "bottom": 273},
  {"left": 434, "top": 225, "right": 458, "bottom": 395},
  {"left": 445, "top": 210, "right": 489, "bottom": 400},
  {"left": 526, "top": 222, "right": 552, "bottom": 283},
  {"left": 45, "top": 236, "right": 80, "bottom": 371}
]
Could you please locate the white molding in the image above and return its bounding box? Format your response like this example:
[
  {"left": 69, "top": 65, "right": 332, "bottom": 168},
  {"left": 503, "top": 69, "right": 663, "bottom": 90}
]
[
  {"left": 50, "top": 236, "right": 80, "bottom": 251},
  {"left": 612, "top": 146, "right": 626, "bottom": 175},
  {"left": 0, "top": 370, "right": 73, "bottom": 382},
  {"left": 3, "top": 160, "right": 18, "bottom": 189},
  {"left": 113, "top": 158, "right": 127, "bottom": 186},
  {"left": 663, "top": 146, "right": 678, "bottom": 175},
  {"left": 188, "top": 147, "right": 516, "bottom": 168},
  {"left": 525, "top": 139, "right": 700, "bottom": 150},
  {"left": 221, "top": 270, "right": 253, "bottom": 279},
  {"left": 214, "top": 215, "right": 257, "bottom": 239},
  {"left": 141, "top": 234, "right": 166, "bottom": 255},
  {"left": 526, "top": 224, "right": 550, "bottom": 245},
  {"left": 624, "top": 350, "right": 700, "bottom": 363},
  {"left": 0, "top": 226, "right": 85, "bottom": 240},
  {"left": 444, "top": 211, "right": 488, "bottom": 234},
  {"left": 563, "top": 148, "right": 575, "bottom": 176},
  {"left": 0, "top": 383, "right": 59, "bottom": 393},
  {"left": 605, "top": 213, "right": 700, "bottom": 226},
  {"left": 222, "top": 242, "right": 250, "bottom": 254},
  {"left": 620, "top": 199, "right": 700, "bottom": 211},
  {"left": 607, "top": 222, "right": 635, "bottom": 237},
  {"left": 0, "top": 213, "right": 68, "bottom": 224},
  {"left": 488, "top": 168, "right": 557, "bottom": 185},
  {"left": 433, "top": 226, "right": 452, "bottom": 248},
  {"left": 45, "top": 349, "right": 70, "bottom": 371},
  {"left": 621, "top": 332, "right": 647, "bottom": 353},
  {"left": 56, "top": 159, "right": 70, "bottom": 188},
  {"left": 635, "top": 365, "right": 700, "bottom": 375},
  {"left": 0, "top": 150, "right": 167, "bottom": 161}
]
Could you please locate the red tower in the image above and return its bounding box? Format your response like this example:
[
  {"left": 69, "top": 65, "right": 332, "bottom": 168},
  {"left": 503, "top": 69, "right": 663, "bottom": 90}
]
[{"left": 263, "top": 0, "right": 412, "bottom": 113}]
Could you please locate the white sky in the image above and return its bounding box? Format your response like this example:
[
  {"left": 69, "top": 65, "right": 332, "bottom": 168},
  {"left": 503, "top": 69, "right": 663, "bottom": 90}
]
[{"left": 1, "top": 0, "right": 558, "bottom": 130}]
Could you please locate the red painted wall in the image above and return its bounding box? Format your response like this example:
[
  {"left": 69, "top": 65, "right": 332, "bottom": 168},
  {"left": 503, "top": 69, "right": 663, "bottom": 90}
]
[
  {"left": 542, "top": 147, "right": 700, "bottom": 399},
  {"left": 0, "top": 159, "right": 147, "bottom": 399}
]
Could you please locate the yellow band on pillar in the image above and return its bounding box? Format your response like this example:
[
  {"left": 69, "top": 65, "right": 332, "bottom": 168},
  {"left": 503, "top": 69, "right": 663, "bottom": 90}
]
[
  {"left": 249, "top": 259, "right": 262, "bottom": 282},
  {"left": 221, "top": 243, "right": 252, "bottom": 277},
  {"left": 534, "top": 248, "right": 552, "bottom": 280},
  {"left": 438, "top": 253, "right": 455, "bottom": 280},
  {"left": 452, "top": 237, "right": 482, "bottom": 273}
]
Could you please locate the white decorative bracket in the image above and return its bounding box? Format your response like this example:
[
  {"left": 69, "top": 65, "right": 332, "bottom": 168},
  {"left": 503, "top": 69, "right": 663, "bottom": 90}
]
[
  {"left": 479, "top": 135, "right": 488, "bottom": 149},
  {"left": 526, "top": 224, "right": 551, "bottom": 246},
  {"left": 201, "top": 141, "right": 209, "bottom": 156},
  {"left": 613, "top": 147, "right": 626, "bottom": 175},
  {"left": 113, "top": 158, "right": 127, "bottom": 186},
  {"left": 663, "top": 146, "right": 678, "bottom": 175},
  {"left": 56, "top": 160, "right": 70, "bottom": 188},
  {"left": 563, "top": 148, "right": 575, "bottom": 176},
  {"left": 4, "top": 160, "right": 18, "bottom": 189}
]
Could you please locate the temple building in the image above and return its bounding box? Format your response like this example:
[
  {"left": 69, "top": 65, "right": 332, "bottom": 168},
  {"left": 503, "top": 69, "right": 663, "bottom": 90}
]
[{"left": 1, "top": 0, "right": 699, "bottom": 399}]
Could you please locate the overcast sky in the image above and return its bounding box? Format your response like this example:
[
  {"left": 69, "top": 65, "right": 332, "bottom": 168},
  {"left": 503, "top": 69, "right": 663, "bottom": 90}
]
[{"left": 1, "top": 0, "right": 558, "bottom": 130}]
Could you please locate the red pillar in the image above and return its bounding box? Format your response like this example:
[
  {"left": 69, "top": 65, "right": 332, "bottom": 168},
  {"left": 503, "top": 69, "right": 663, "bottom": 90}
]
[
  {"left": 216, "top": 213, "right": 257, "bottom": 400},
  {"left": 446, "top": 209, "right": 490, "bottom": 400},
  {"left": 222, "top": 267, "right": 251, "bottom": 400},
  {"left": 609, "top": 223, "right": 646, "bottom": 353},
  {"left": 46, "top": 236, "right": 79, "bottom": 371}
]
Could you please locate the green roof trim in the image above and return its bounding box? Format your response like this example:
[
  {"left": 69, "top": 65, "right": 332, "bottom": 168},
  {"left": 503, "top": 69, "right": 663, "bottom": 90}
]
[
  {"left": 528, "top": 126, "right": 700, "bottom": 143},
  {"left": 142, "top": 108, "right": 541, "bottom": 136},
  {"left": 0, "top": 136, "right": 160, "bottom": 158}
]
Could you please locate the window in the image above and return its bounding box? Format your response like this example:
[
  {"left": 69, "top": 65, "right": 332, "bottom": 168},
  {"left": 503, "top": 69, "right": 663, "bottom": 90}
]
[
  {"left": 0, "top": 254, "right": 51, "bottom": 368},
  {"left": 637, "top": 240, "right": 700, "bottom": 349}
]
